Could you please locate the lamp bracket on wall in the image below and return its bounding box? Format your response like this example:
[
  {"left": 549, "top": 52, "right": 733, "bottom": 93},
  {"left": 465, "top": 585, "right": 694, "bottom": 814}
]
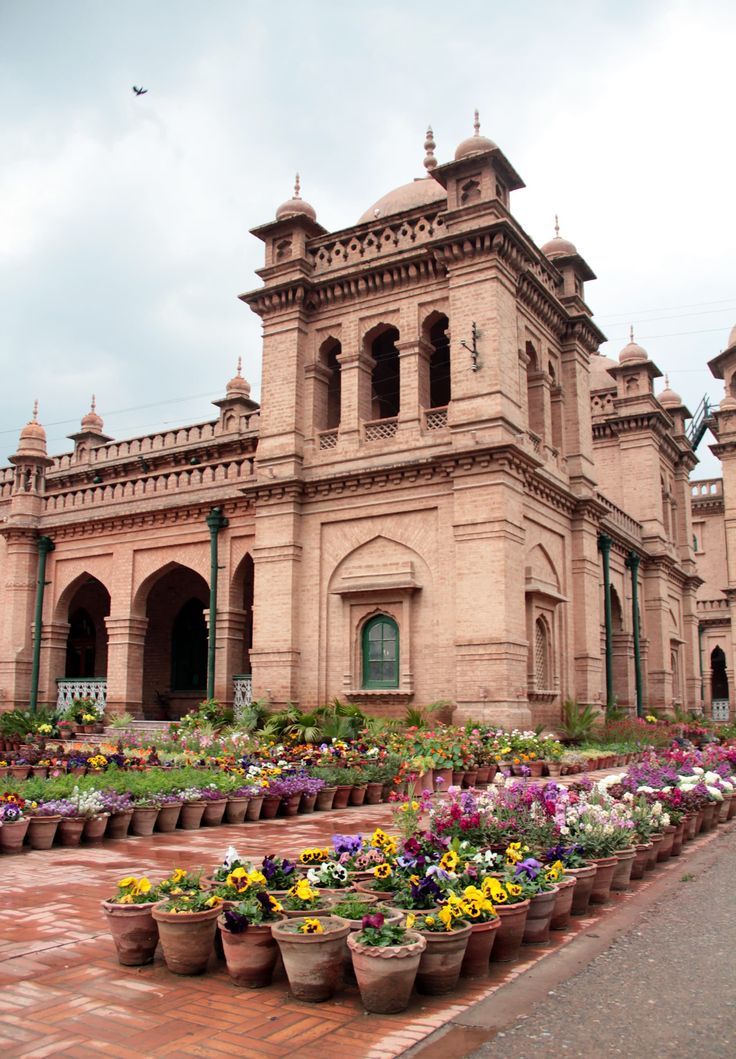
[{"left": 460, "top": 322, "right": 481, "bottom": 372}]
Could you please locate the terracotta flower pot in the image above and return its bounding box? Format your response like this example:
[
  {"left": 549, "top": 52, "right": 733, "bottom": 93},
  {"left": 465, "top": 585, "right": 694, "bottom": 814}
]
[
  {"left": 332, "top": 907, "right": 401, "bottom": 982},
  {"left": 152, "top": 902, "right": 221, "bottom": 975},
  {"left": 462, "top": 769, "right": 478, "bottom": 788},
  {"left": 460, "top": 917, "right": 501, "bottom": 977},
  {"left": 523, "top": 887, "right": 559, "bottom": 944},
  {"left": 332, "top": 785, "right": 352, "bottom": 810},
  {"left": 364, "top": 782, "right": 383, "bottom": 805},
  {"left": 349, "top": 784, "right": 367, "bottom": 807},
  {"left": 273, "top": 916, "right": 350, "bottom": 1002},
  {"left": 567, "top": 864, "right": 597, "bottom": 915},
  {"left": 179, "top": 801, "right": 206, "bottom": 829},
  {"left": 300, "top": 792, "right": 318, "bottom": 813},
  {"left": 646, "top": 834, "right": 664, "bottom": 870},
  {"left": 432, "top": 767, "right": 453, "bottom": 790},
  {"left": 452, "top": 770, "right": 464, "bottom": 786},
  {"left": 280, "top": 793, "right": 302, "bottom": 818},
  {"left": 245, "top": 795, "right": 264, "bottom": 821},
  {"left": 106, "top": 809, "right": 134, "bottom": 839},
  {"left": 102, "top": 900, "right": 159, "bottom": 966},
  {"left": 630, "top": 842, "right": 652, "bottom": 880},
  {"left": 27, "top": 815, "right": 60, "bottom": 850},
  {"left": 527, "top": 761, "right": 544, "bottom": 778},
  {"left": 201, "top": 799, "right": 227, "bottom": 827},
  {"left": 348, "top": 929, "right": 425, "bottom": 1013},
  {"left": 415, "top": 923, "right": 471, "bottom": 995},
  {"left": 218, "top": 915, "right": 284, "bottom": 987},
  {"left": 315, "top": 786, "right": 336, "bottom": 811},
  {"left": 611, "top": 848, "right": 636, "bottom": 892},
  {"left": 589, "top": 856, "right": 618, "bottom": 904},
  {"left": 490, "top": 900, "right": 530, "bottom": 962},
  {"left": 224, "top": 796, "right": 249, "bottom": 824},
  {"left": 55, "top": 816, "right": 84, "bottom": 847},
  {"left": 260, "top": 796, "right": 281, "bottom": 820},
  {"left": 546, "top": 761, "right": 562, "bottom": 778},
  {"left": 83, "top": 813, "right": 110, "bottom": 842},
  {"left": 656, "top": 825, "right": 676, "bottom": 863},
  {"left": 728, "top": 794, "right": 736, "bottom": 821},
  {"left": 718, "top": 795, "right": 731, "bottom": 824},
  {"left": 700, "top": 802, "right": 717, "bottom": 833},
  {"left": 550, "top": 875, "right": 577, "bottom": 931},
  {"left": 693, "top": 809, "right": 704, "bottom": 834},
  {"left": 670, "top": 820, "right": 686, "bottom": 856},
  {"left": 354, "top": 881, "right": 395, "bottom": 901},
  {"left": 130, "top": 806, "right": 159, "bottom": 836},
  {"left": 475, "top": 766, "right": 491, "bottom": 784},
  {"left": 282, "top": 900, "right": 335, "bottom": 919},
  {"left": 0, "top": 817, "right": 30, "bottom": 853}
]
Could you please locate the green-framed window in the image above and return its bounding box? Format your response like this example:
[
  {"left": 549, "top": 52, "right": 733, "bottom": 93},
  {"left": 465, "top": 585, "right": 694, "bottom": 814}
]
[{"left": 362, "top": 614, "right": 399, "bottom": 689}]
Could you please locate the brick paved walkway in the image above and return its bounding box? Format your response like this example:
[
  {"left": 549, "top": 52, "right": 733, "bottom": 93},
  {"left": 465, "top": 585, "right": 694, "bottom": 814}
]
[{"left": 0, "top": 778, "right": 715, "bottom": 1059}]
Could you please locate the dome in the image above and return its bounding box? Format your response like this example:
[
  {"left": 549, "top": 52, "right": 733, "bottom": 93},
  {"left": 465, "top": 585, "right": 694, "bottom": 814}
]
[
  {"left": 589, "top": 353, "right": 618, "bottom": 390},
  {"left": 454, "top": 109, "right": 496, "bottom": 160},
  {"left": 727, "top": 323, "right": 736, "bottom": 350},
  {"left": 541, "top": 216, "right": 577, "bottom": 260},
  {"left": 80, "top": 395, "right": 104, "bottom": 433},
  {"left": 358, "top": 176, "right": 446, "bottom": 223},
  {"left": 275, "top": 173, "right": 317, "bottom": 223},
  {"left": 658, "top": 377, "right": 682, "bottom": 408},
  {"left": 16, "top": 402, "right": 48, "bottom": 458},
  {"left": 619, "top": 327, "right": 649, "bottom": 364},
  {"left": 226, "top": 357, "right": 251, "bottom": 398}
]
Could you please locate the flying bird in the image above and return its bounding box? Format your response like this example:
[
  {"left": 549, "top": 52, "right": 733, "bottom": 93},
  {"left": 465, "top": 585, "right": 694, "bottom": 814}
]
[{"left": 132, "top": 86, "right": 148, "bottom": 96}]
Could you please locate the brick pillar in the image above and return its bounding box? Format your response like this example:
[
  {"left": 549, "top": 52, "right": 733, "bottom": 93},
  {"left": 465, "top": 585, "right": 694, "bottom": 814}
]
[
  {"left": 569, "top": 503, "right": 604, "bottom": 708},
  {"left": 105, "top": 616, "right": 148, "bottom": 717},
  {"left": 0, "top": 527, "right": 38, "bottom": 707},
  {"left": 214, "top": 608, "right": 248, "bottom": 705},
  {"left": 39, "top": 620, "right": 70, "bottom": 710},
  {"left": 397, "top": 337, "right": 432, "bottom": 433},
  {"left": 337, "top": 349, "right": 375, "bottom": 444}
]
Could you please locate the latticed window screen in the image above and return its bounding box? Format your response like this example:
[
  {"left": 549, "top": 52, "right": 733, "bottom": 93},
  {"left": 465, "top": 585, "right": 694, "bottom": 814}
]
[{"left": 535, "top": 618, "right": 550, "bottom": 689}]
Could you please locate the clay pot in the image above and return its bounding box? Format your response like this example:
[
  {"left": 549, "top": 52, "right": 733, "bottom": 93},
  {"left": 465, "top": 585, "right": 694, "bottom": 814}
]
[
  {"left": 348, "top": 929, "right": 425, "bottom": 1013},
  {"left": 452, "top": 770, "right": 464, "bottom": 786},
  {"left": 415, "top": 923, "right": 471, "bottom": 995},
  {"left": 9, "top": 765, "right": 29, "bottom": 780},
  {"left": 58, "top": 816, "right": 85, "bottom": 847},
  {"left": 491, "top": 900, "right": 530, "bottom": 962},
  {"left": 27, "top": 815, "right": 60, "bottom": 850},
  {"left": 433, "top": 767, "right": 453, "bottom": 790},
  {"left": 152, "top": 902, "right": 221, "bottom": 975},
  {"left": 728, "top": 794, "right": 736, "bottom": 821},
  {"left": 332, "top": 907, "right": 401, "bottom": 982},
  {"left": 300, "top": 792, "right": 318, "bottom": 813},
  {"left": 611, "top": 848, "right": 636, "bottom": 892},
  {"left": 273, "top": 916, "right": 350, "bottom": 1002},
  {"left": 646, "top": 834, "right": 664, "bottom": 870},
  {"left": 670, "top": 820, "right": 686, "bottom": 856},
  {"left": 201, "top": 799, "right": 227, "bottom": 827},
  {"left": 279, "top": 793, "right": 301, "bottom": 818},
  {"left": 260, "top": 796, "right": 281, "bottom": 820},
  {"left": 282, "top": 899, "right": 335, "bottom": 919},
  {"left": 718, "top": 795, "right": 731, "bottom": 824},
  {"left": 364, "top": 782, "right": 383, "bottom": 805},
  {"left": 567, "top": 864, "right": 597, "bottom": 915},
  {"left": 83, "top": 813, "right": 110, "bottom": 842},
  {"left": 527, "top": 761, "right": 545, "bottom": 778},
  {"left": 589, "top": 856, "right": 618, "bottom": 904},
  {"left": 0, "top": 817, "right": 29, "bottom": 853},
  {"left": 462, "top": 769, "right": 478, "bottom": 788},
  {"left": 475, "top": 766, "right": 491, "bottom": 784},
  {"left": 700, "top": 802, "right": 718, "bottom": 833},
  {"left": 332, "top": 785, "right": 352, "bottom": 810},
  {"left": 630, "top": 842, "right": 652, "bottom": 880},
  {"left": 550, "top": 875, "right": 577, "bottom": 931},
  {"left": 354, "top": 881, "right": 395, "bottom": 901},
  {"left": 349, "top": 784, "right": 367, "bottom": 807},
  {"left": 218, "top": 916, "right": 284, "bottom": 987},
  {"left": 106, "top": 809, "right": 134, "bottom": 839},
  {"left": 224, "top": 796, "right": 249, "bottom": 824},
  {"left": 546, "top": 761, "right": 562, "bottom": 778},
  {"left": 245, "top": 795, "right": 264, "bottom": 821},
  {"left": 523, "top": 886, "right": 559, "bottom": 944},
  {"left": 315, "top": 786, "right": 336, "bottom": 811},
  {"left": 693, "top": 809, "right": 704, "bottom": 834},
  {"left": 102, "top": 900, "right": 159, "bottom": 966},
  {"left": 130, "top": 806, "right": 159, "bottom": 836},
  {"left": 459, "top": 917, "right": 501, "bottom": 977},
  {"left": 656, "top": 825, "right": 676, "bottom": 863},
  {"left": 179, "top": 801, "right": 206, "bottom": 829}
]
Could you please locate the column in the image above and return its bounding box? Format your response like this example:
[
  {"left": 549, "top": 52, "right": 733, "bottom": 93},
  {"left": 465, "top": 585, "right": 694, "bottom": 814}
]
[
  {"left": 213, "top": 607, "right": 248, "bottom": 705},
  {"left": 570, "top": 502, "right": 604, "bottom": 707},
  {"left": 598, "top": 533, "right": 614, "bottom": 708},
  {"left": 104, "top": 616, "right": 148, "bottom": 717},
  {"left": 626, "top": 552, "right": 644, "bottom": 717},
  {"left": 397, "top": 337, "right": 432, "bottom": 433},
  {"left": 336, "top": 349, "right": 374, "bottom": 444}
]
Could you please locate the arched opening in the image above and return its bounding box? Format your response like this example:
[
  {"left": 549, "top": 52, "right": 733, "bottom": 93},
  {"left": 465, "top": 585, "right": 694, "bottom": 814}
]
[
  {"left": 370, "top": 326, "right": 400, "bottom": 420},
  {"left": 534, "top": 616, "right": 551, "bottom": 690},
  {"left": 230, "top": 552, "right": 255, "bottom": 675},
  {"left": 428, "top": 315, "right": 450, "bottom": 408},
  {"left": 62, "top": 577, "right": 111, "bottom": 678},
  {"left": 671, "top": 646, "right": 680, "bottom": 703},
  {"left": 362, "top": 613, "right": 399, "bottom": 689},
  {"left": 711, "top": 645, "right": 729, "bottom": 700},
  {"left": 140, "top": 564, "right": 210, "bottom": 719},
  {"left": 315, "top": 337, "right": 341, "bottom": 432},
  {"left": 526, "top": 340, "right": 546, "bottom": 444},
  {"left": 610, "top": 587, "right": 624, "bottom": 632}
]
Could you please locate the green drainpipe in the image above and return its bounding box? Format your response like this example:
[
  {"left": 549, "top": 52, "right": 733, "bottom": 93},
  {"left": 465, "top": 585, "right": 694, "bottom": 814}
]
[
  {"left": 29, "top": 535, "right": 55, "bottom": 711},
  {"left": 598, "top": 533, "right": 614, "bottom": 709},
  {"left": 698, "top": 622, "right": 705, "bottom": 707},
  {"left": 206, "top": 507, "right": 228, "bottom": 701},
  {"left": 626, "top": 551, "right": 644, "bottom": 718}
]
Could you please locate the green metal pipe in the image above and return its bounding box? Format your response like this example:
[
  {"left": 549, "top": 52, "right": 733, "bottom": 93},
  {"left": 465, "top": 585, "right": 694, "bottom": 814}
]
[
  {"left": 206, "top": 507, "right": 228, "bottom": 701},
  {"left": 598, "top": 533, "right": 614, "bottom": 709},
  {"left": 698, "top": 622, "right": 705, "bottom": 707},
  {"left": 29, "top": 536, "right": 55, "bottom": 711},
  {"left": 627, "top": 551, "right": 644, "bottom": 717}
]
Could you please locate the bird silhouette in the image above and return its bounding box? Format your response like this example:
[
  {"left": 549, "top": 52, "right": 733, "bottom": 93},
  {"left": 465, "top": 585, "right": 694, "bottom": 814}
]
[{"left": 132, "top": 86, "right": 148, "bottom": 96}]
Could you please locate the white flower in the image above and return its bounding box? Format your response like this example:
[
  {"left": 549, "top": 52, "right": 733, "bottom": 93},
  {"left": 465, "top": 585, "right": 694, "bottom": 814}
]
[
  {"left": 223, "top": 846, "right": 239, "bottom": 868},
  {"left": 706, "top": 785, "right": 724, "bottom": 801}
]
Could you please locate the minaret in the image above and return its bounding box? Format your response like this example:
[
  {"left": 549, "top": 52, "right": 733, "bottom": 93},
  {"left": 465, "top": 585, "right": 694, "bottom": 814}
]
[
  {"left": 68, "top": 395, "right": 112, "bottom": 461},
  {"left": 212, "top": 357, "right": 260, "bottom": 434}
]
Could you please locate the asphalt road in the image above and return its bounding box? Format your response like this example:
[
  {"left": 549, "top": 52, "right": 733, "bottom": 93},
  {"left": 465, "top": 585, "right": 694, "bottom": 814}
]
[{"left": 469, "top": 830, "right": 736, "bottom": 1058}]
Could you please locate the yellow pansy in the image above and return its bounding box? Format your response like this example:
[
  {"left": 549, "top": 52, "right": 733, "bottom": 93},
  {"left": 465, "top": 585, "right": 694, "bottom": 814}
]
[
  {"left": 506, "top": 882, "right": 522, "bottom": 898},
  {"left": 438, "top": 906, "right": 454, "bottom": 930},
  {"left": 300, "top": 918, "right": 323, "bottom": 934},
  {"left": 405, "top": 913, "right": 416, "bottom": 929},
  {"left": 439, "top": 851, "right": 460, "bottom": 872},
  {"left": 118, "top": 876, "right": 137, "bottom": 889}
]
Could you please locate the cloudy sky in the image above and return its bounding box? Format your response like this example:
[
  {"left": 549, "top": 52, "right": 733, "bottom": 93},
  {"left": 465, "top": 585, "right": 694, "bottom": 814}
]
[{"left": 1, "top": 0, "right": 734, "bottom": 476}]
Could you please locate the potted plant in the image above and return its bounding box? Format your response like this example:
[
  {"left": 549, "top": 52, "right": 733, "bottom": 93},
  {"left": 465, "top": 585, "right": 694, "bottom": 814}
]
[
  {"left": 218, "top": 891, "right": 286, "bottom": 988},
  {"left": 507, "top": 854, "right": 560, "bottom": 945},
  {"left": 483, "top": 874, "right": 530, "bottom": 963},
  {"left": 281, "top": 878, "right": 335, "bottom": 917},
  {"left": 347, "top": 913, "right": 426, "bottom": 1013},
  {"left": 152, "top": 891, "right": 224, "bottom": 975},
  {"left": 101, "top": 875, "right": 160, "bottom": 965},
  {"left": 272, "top": 916, "right": 351, "bottom": 1002},
  {"left": 408, "top": 900, "right": 472, "bottom": 994},
  {"left": 0, "top": 795, "right": 30, "bottom": 852}
]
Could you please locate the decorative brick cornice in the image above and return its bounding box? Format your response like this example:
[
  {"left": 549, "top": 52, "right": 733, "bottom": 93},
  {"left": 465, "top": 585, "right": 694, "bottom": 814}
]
[
  {"left": 40, "top": 496, "right": 254, "bottom": 543},
  {"left": 0, "top": 525, "right": 39, "bottom": 545}
]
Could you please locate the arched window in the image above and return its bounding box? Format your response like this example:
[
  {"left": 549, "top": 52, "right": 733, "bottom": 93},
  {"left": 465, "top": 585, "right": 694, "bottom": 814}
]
[
  {"left": 535, "top": 616, "right": 551, "bottom": 690},
  {"left": 319, "top": 338, "right": 341, "bottom": 431},
  {"left": 711, "top": 646, "right": 728, "bottom": 700},
  {"left": 370, "top": 327, "right": 400, "bottom": 419},
  {"left": 66, "top": 608, "right": 96, "bottom": 678},
  {"left": 610, "top": 587, "right": 624, "bottom": 632},
  {"left": 362, "top": 614, "right": 399, "bottom": 689},
  {"left": 428, "top": 315, "right": 451, "bottom": 408},
  {"left": 171, "top": 598, "right": 207, "bottom": 691}
]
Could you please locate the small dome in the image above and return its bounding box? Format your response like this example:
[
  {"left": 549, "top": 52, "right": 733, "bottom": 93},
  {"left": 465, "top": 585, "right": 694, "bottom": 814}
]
[
  {"left": 16, "top": 402, "right": 48, "bottom": 457},
  {"left": 589, "top": 353, "right": 618, "bottom": 390},
  {"left": 619, "top": 327, "right": 649, "bottom": 364},
  {"left": 727, "top": 323, "right": 736, "bottom": 350},
  {"left": 454, "top": 109, "right": 496, "bottom": 160},
  {"left": 226, "top": 357, "right": 251, "bottom": 398},
  {"left": 541, "top": 216, "right": 577, "bottom": 259},
  {"left": 80, "top": 395, "right": 104, "bottom": 433},
  {"left": 275, "top": 173, "right": 317, "bottom": 223},
  {"left": 658, "top": 376, "right": 682, "bottom": 408},
  {"left": 358, "top": 176, "right": 446, "bottom": 223}
]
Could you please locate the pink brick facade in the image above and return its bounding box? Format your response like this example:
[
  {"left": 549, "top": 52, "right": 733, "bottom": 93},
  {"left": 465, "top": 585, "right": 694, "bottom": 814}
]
[{"left": 1, "top": 123, "right": 732, "bottom": 722}]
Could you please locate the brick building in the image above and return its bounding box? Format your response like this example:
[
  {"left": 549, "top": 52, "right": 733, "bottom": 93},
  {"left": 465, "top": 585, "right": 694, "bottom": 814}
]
[{"left": 1, "top": 118, "right": 733, "bottom": 724}]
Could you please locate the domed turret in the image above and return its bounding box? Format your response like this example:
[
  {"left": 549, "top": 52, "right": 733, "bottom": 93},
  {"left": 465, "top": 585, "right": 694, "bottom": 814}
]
[
  {"left": 358, "top": 126, "right": 447, "bottom": 222},
  {"left": 541, "top": 216, "right": 578, "bottom": 259},
  {"left": 226, "top": 356, "right": 252, "bottom": 399},
  {"left": 454, "top": 109, "right": 496, "bottom": 160},
  {"left": 275, "top": 173, "right": 317, "bottom": 222},
  {"left": 15, "top": 401, "right": 48, "bottom": 459},
  {"left": 80, "top": 395, "right": 104, "bottom": 433},
  {"left": 727, "top": 323, "right": 736, "bottom": 351},
  {"left": 658, "top": 375, "right": 682, "bottom": 409},
  {"left": 619, "top": 326, "right": 649, "bottom": 365}
]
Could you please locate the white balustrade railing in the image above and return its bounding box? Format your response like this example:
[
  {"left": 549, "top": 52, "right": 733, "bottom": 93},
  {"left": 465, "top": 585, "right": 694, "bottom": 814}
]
[
  {"left": 56, "top": 678, "right": 107, "bottom": 713},
  {"left": 233, "top": 674, "right": 253, "bottom": 717},
  {"left": 712, "top": 698, "right": 730, "bottom": 721}
]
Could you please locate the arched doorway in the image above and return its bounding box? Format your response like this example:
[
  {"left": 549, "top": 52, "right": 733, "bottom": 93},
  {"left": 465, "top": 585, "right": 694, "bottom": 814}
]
[
  {"left": 62, "top": 577, "right": 111, "bottom": 679},
  {"left": 711, "top": 645, "right": 729, "bottom": 702},
  {"left": 140, "top": 564, "right": 210, "bottom": 719}
]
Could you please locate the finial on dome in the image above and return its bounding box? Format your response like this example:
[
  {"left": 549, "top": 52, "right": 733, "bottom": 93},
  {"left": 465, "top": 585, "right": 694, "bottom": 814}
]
[
  {"left": 554, "top": 214, "right": 560, "bottom": 238},
  {"left": 630, "top": 324, "right": 635, "bottom": 343},
  {"left": 32, "top": 399, "right": 39, "bottom": 422},
  {"left": 294, "top": 173, "right": 301, "bottom": 199},
  {"left": 90, "top": 394, "right": 96, "bottom": 413},
  {"left": 423, "top": 125, "right": 437, "bottom": 172},
  {"left": 473, "top": 109, "right": 480, "bottom": 136},
  {"left": 236, "top": 355, "right": 242, "bottom": 376},
  {"left": 275, "top": 173, "right": 317, "bottom": 222}
]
